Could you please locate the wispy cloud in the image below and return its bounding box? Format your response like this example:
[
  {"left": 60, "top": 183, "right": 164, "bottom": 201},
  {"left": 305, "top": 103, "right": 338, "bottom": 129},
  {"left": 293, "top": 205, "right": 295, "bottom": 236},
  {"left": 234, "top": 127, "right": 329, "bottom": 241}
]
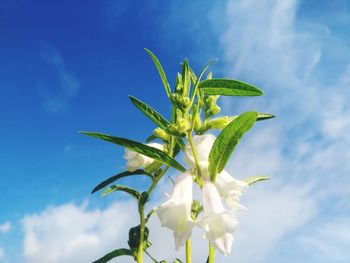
[
  {"left": 37, "top": 45, "right": 80, "bottom": 114},
  {"left": 216, "top": 0, "right": 350, "bottom": 261},
  {"left": 0, "top": 222, "right": 11, "bottom": 234}
]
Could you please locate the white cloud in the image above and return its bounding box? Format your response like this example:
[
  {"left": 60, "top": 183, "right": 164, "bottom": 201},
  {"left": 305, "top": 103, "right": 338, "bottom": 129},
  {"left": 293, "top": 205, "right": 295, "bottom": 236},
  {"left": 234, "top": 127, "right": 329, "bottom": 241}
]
[
  {"left": 37, "top": 45, "right": 80, "bottom": 114},
  {"left": 22, "top": 201, "right": 138, "bottom": 263},
  {"left": 214, "top": 0, "right": 350, "bottom": 261},
  {"left": 0, "top": 221, "right": 11, "bottom": 234}
]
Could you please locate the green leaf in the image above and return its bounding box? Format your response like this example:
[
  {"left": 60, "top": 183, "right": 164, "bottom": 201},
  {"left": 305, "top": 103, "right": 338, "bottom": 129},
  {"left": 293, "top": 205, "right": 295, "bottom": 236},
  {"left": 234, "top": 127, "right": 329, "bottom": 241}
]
[
  {"left": 230, "top": 112, "right": 275, "bottom": 122},
  {"left": 129, "top": 96, "right": 170, "bottom": 129},
  {"left": 91, "top": 170, "right": 152, "bottom": 194},
  {"left": 209, "top": 111, "right": 258, "bottom": 181},
  {"left": 256, "top": 113, "right": 276, "bottom": 121},
  {"left": 199, "top": 78, "right": 263, "bottom": 96},
  {"left": 101, "top": 184, "right": 142, "bottom": 199},
  {"left": 92, "top": 248, "right": 132, "bottom": 263},
  {"left": 244, "top": 175, "right": 270, "bottom": 186},
  {"left": 80, "top": 132, "right": 186, "bottom": 172},
  {"left": 144, "top": 48, "right": 172, "bottom": 97}
]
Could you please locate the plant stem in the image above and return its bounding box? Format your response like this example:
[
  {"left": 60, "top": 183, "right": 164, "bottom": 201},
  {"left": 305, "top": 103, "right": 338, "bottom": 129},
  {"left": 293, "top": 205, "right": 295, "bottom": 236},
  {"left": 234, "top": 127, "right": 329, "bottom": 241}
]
[
  {"left": 148, "top": 166, "right": 170, "bottom": 194},
  {"left": 186, "top": 239, "right": 192, "bottom": 263},
  {"left": 137, "top": 204, "right": 145, "bottom": 263},
  {"left": 187, "top": 131, "right": 203, "bottom": 184},
  {"left": 208, "top": 242, "right": 215, "bottom": 263}
]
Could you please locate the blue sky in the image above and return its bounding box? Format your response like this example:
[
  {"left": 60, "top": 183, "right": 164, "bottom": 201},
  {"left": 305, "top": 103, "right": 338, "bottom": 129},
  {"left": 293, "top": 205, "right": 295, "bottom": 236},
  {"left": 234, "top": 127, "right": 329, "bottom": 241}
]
[{"left": 1, "top": 0, "right": 350, "bottom": 262}]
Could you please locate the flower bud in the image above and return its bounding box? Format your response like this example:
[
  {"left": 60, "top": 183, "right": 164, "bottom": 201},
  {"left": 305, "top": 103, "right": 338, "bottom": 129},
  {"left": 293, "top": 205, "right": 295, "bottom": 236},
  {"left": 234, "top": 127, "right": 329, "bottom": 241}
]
[
  {"left": 193, "top": 113, "right": 202, "bottom": 132},
  {"left": 180, "top": 97, "right": 190, "bottom": 108},
  {"left": 207, "top": 116, "right": 231, "bottom": 129},
  {"left": 177, "top": 117, "right": 190, "bottom": 132},
  {"left": 167, "top": 123, "right": 187, "bottom": 137},
  {"left": 191, "top": 199, "right": 202, "bottom": 220},
  {"left": 153, "top": 127, "right": 169, "bottom": 141}
]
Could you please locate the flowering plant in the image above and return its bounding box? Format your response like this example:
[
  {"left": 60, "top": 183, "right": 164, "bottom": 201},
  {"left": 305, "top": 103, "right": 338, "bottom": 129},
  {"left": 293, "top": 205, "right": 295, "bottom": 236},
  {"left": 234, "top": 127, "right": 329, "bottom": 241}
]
[{"left": 81, "top": 49, "right": 273, "bottom": 263}]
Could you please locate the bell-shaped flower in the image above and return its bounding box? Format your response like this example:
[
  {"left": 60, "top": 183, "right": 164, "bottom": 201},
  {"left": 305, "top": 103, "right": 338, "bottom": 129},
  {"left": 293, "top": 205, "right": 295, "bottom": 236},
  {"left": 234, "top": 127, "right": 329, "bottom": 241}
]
[
  {"left": 198, "top": 161, "right": 247, "bottom": 211},
  {"left": 123, "top": 142, "right": 163, "bottom": 172},
  {"left": 198, "top": 181, "right": 238, "bottom": 256},
  {"left": 157, "top": 172, "right": 195, "bottom": 250},
  {"left": 184, "top": 134, "right": 216, "bottom": 168},
  {"left": 215, "top": 170, "right": 248, "bottom": 211}
]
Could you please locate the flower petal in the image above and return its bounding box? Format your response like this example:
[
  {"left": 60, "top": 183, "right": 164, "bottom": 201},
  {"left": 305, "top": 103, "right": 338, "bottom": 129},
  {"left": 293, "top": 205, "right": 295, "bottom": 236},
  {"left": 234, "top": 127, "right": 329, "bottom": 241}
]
[{"left": 184, "top": 134, "right": 216, "bottom": 167}]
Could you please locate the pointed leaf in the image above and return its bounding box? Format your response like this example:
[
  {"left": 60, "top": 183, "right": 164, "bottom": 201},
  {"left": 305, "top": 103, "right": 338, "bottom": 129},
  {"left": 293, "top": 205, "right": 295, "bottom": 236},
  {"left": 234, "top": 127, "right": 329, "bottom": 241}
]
[
  {"left": 91, "top": 170, "right": 152, "bottom": 194},
  {"left": 101, "top": 184, "right": 142, "bottom": 199},
  {"left": 209, "top": 111, "right": 258, "bottom": 181},
  {"left": 144, "top": 48, "right": 171, "bottom": 97},
  {"left": 199, "top": 78, "right": 263, "bottom": 96},
  {"left": 244, "top": 175, "right": 270, "bottom": 186},
  {"left": 80, "top": 132, "right": 186, "bottom": 172},
  {"left": 230, "top": 112, "right": 275, "bottom": 122},
  {"left": 92, "top": 248, "right": 132, "bottom": 263},
  {"left": 129, "top": 96, "right": 169, "bottom": 129},
  {"left": 256, "top": 113, "right": 275, "bottom": 121}
]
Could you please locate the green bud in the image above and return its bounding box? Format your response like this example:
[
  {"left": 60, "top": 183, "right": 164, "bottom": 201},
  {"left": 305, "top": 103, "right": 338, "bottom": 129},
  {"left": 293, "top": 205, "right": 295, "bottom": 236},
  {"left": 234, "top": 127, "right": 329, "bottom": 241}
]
[
  {"left": 180, "top": 97, "right": 190, "bottom": 108},
  {"left": 207, "top": 116, "right": 230, "bottom": 129},
  {"left": 175, "top": 73, "right": 183, "bottom": 94},
  {"left": 153, "top": 127, "right": 169, "bottom": 141},
  {"left": 191, "top": 200, "right": 203, "bottom": 220},
  {"left": 194, "top": 113, "right": 202, "bottom": 132},
  {"left": 206, "top": 96, "right": 216, "bottom": 105},
  {"left": 167, "top": 123, "right": 186, "bottom": 137},
  {"left": 171, "top": 93, "right": 180, "bottom": 102},
  {"left": 177, "top": 117, "right": 190, "bottom": 132},
  {"left": 210, "top": 105, "right": 221, "bottom": 115}
]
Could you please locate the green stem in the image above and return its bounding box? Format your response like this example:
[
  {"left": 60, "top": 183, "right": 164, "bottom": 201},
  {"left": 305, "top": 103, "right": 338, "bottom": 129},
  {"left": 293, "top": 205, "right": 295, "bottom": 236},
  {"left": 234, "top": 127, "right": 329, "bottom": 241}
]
[
  {"left": 208, "top": 242, "right": 215, "bottom": 263},
  {"left": 186, "top": 239, "right": 192, "bottom": 263},
  {"left": 187, "top": 131, "right": 203, "bottom": 182},
  {"left": 137, "top": 204, "right": 145, "bottom": 263}
]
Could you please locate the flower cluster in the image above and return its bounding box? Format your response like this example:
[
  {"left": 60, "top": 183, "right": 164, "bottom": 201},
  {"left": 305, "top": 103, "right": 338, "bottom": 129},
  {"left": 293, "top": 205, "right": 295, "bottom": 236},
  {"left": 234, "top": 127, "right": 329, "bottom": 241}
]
[{"left": 124, "top": 134, "right": 247, "bottom": 256}]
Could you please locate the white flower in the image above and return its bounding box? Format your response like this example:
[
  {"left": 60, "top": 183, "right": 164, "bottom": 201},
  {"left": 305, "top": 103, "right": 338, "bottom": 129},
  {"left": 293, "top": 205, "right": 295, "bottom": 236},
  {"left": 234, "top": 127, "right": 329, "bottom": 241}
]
[
  {"left": 215, "top": 170, "right": 247, "bottom": 210},
  {"left": 198, "top": 181, "right": 238, "bottom": 256},
  {"left": 123, "top": 142, "right": 163, "bottom": 172},
  {"left": 198, "top": 161, "right": 247, "bottom": 211},
  {"left": 184, "top": 134, "right": 216, "bottom": 167},
  {"left": 157, "top": 172, "right": 195, "bottom": 250}
]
